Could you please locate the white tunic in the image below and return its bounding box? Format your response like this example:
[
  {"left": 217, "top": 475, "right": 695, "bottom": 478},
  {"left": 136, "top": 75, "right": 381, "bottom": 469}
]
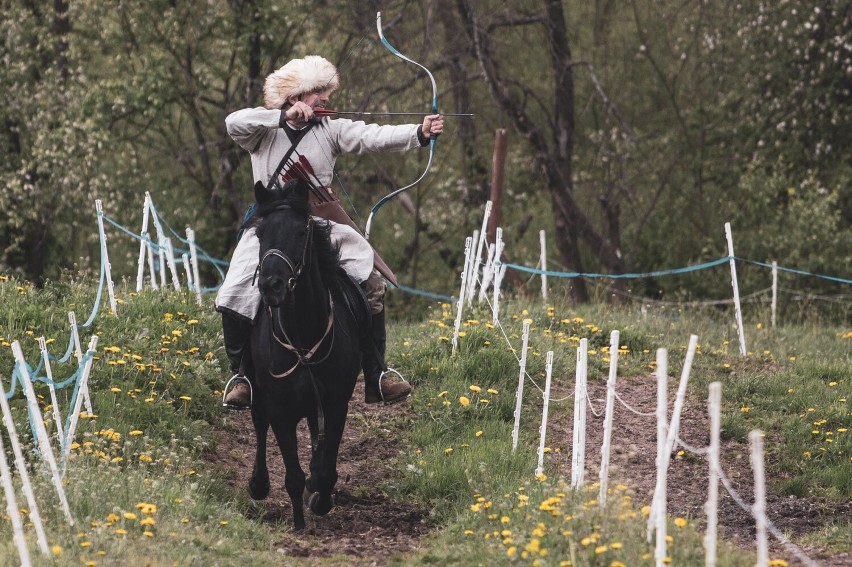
[{"left": 215, "top": 108, "right": 422, "bottom": 321}]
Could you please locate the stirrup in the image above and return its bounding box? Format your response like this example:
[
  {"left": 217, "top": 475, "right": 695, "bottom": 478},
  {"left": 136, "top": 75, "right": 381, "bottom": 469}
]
[
  {"left": 222, "top": 374, "right": 253, "bottom": 410},
  {"left": 380, "top": 367, "right": 404, "bottom": 384},
  {"left": 377, "top": 367, "right": 410, "bottom": 404}
]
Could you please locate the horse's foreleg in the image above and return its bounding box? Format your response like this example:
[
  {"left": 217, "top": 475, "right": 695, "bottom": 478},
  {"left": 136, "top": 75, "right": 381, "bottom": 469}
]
[
  {"left": 307, "top": 408, "right": 347, "bottom": 516},
  {"left": 248, "top": 403, "right": 270, "bottom": 500},
  {"left": 273, "top": 424, "right": 307, "bottom": 531}
]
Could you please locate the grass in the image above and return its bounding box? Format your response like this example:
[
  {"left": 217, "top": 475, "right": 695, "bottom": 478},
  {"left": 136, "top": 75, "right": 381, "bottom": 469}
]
[{"left": 0, "top": 274, "right": 849, "bottom": 565}]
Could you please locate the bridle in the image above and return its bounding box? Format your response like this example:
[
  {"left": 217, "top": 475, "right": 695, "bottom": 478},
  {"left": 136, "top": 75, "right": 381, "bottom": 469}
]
[
  {"left": 256, "top": 214, "right": 335, "bottom": 380},
  {"left": 256, "top": 215, "right": 314, "bottom": 292}
]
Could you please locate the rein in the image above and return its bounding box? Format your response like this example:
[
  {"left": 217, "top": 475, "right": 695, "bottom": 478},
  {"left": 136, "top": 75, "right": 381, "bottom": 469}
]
[{"left": 266, "top": 293, "right": 335, "bottom": 379}]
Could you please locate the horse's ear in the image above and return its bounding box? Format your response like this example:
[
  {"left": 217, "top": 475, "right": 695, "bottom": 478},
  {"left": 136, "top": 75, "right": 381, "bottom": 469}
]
[{"left": 255, "top": 180, "right": 272, "bottom": 206}]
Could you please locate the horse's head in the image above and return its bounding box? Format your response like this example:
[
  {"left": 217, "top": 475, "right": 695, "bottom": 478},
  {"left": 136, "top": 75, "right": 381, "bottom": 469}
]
[{"left": 254, "top": 179, "right": 314, "bottom": 307}]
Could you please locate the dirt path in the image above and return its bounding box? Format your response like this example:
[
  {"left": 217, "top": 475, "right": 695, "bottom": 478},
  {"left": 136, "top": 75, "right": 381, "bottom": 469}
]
[
  {"left": 206, "top": 375, "right": 849, "bottom": 566},
  {"left": 206, "top": 381, "right": 430, "bottom": 565}
]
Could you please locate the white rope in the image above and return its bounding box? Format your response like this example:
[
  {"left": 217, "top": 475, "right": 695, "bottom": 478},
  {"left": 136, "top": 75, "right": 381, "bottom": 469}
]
[
  {"left": 717, "top": 468, "right": 820, "bottom": 567},
  {"left": 675, "top": 435, "right": 709, "bottom": 455},
  {"left": 583, "top": 384, "right": 604, "bottom": 418},
  {"left": 614, "top": 390, "right": 658, "bottom": 417}
]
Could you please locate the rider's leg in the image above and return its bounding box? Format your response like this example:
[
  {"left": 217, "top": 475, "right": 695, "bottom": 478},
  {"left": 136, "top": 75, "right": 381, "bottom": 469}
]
[
  {"left": 221, "top": 311, "right": 253, "bottom": 408},
  {"left": 361, "top": 271, "right": 411, "bottom": 404}
]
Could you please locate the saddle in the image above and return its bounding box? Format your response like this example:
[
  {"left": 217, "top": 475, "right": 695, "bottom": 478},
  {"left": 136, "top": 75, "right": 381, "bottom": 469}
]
[{"left": 336, "top": 269, "right": 372, "bottom": 340}]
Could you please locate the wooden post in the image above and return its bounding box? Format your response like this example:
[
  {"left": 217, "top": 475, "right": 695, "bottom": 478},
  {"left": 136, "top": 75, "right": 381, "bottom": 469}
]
[{"left": 487, "top": 129, "right": 507, "bottom": 245}]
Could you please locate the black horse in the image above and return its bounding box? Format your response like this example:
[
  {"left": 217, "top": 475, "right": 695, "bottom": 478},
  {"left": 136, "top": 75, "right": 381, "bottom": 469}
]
[{"left": 246, "top": 178, "right": 367, "bottom": 530}]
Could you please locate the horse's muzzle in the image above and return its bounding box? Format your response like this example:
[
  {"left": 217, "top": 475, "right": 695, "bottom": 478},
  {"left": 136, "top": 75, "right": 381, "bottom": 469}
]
[{"left": 258, "top": 274, "right": 288, "bottom": 307}]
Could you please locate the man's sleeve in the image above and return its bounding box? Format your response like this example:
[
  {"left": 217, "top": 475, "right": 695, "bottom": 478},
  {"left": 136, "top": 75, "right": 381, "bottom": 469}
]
[
  {"left": 225, "top": 108, "right": 281, "bottom": 152},
  {"left": 331, "top": 119, "right": 422, "bottom": 155}
]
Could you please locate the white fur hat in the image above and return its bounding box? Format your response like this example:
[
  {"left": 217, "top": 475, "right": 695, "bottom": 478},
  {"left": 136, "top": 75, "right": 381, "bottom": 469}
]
[{"left": 263, "top": 56, "right": 339, "bottom": 109}]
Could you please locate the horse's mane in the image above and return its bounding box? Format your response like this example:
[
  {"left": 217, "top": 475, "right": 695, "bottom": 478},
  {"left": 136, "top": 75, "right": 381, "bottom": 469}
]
[{"left": 253, "top": 186, "right": 344, "bottom": 293}]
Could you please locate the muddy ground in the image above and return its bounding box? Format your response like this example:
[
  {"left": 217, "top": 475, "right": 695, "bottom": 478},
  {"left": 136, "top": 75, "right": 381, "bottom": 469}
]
[{"left": 206, "top": 376, "right": 849, "bottom": 566}]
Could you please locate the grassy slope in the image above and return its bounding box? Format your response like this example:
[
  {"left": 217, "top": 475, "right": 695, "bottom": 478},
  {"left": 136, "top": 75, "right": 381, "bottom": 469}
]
[{"left": 0, "top": 276, "right": 848, "bottom": 565}]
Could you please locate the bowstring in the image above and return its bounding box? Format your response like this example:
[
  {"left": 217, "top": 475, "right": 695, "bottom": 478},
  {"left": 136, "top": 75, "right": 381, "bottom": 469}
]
[{"left": 310, "top": 21, "right": 375, "bottom": 226}]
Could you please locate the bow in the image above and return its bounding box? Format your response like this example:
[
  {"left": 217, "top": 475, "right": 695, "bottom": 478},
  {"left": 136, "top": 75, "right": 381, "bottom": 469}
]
[{"left": 364, "top": 11, "right": 439, "bottom": 240}]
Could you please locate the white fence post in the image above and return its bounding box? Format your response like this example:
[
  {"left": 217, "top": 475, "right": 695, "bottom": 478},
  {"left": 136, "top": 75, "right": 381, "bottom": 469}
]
[
  {"left": 725, "top": 223, "right": 747, "bottom": 355},
  {"left": 136, "top": 193, "right": 152, "bottom": 292},
  {"left": 62, "top": 335, "right": 97, "bottom": 480},
  {"left": 705, "top": 382, "right": 722, "bottom": 567},
  {"left": 771, "top": 261, "right": 778, "bottom": 328},
  {"left": 95, "top": 199, "right": 118, "bottom": 315},
  {"left": 599, "top": 330, "right": 620, "bottom": 506},
  {"left": 535, "top": 351, "right": 555, "bottom": 477},
  {"left": 539, "top": 230, "right": 548, "bottom": 301},
  {"left": 164, "top": 237, "right": 181, "bottom": 292},
  {"left": 492, "top": 228, "right": 505, "bottom": 326},
  {"left": 0, "top": 433, "right": 32, "bottom": 566},
  {"left": 12, "top": 342, "right": 75, "bottom": 526},
  {"left": 182, "top": 253, "right": 193, "bottom": 292},
  {"left": 478, "top": 243, "right": 495, "bottom": 302},
  {"left": 187, "top": 227, "right": 203, "bottom": 305},
  {"left": 452, "top": 237, "right": 473, "bottom": 357},
  {"left": 649, "top": 348, "right": 668, "bottom": 566},
  {"left": 750, "top": 430, "right": 769, "bottom": 567},
  {"left": 467, "top": 201, "right": 492, "bottom": 305},
  {"left": 466, "top": 230, "right": 480, "bottom": 304},
  {"left": 571, "top": 338, "right": 588, "bottom": 489},
  {"left": 0, "top": 372, "right": 50, "bottom": 557},
  {"left": 512, "top": 321, "right": 531, "bottom": 452},
  {"left": 38, "top": 337, "right": 65, "bottom": 443},
  {"left": 664, "top": 336, "right": 698, "bottom": 460}
]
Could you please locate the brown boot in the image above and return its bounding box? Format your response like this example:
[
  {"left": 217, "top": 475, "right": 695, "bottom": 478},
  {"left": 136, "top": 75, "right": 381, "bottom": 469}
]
[
  {"left": 222, "top": 377, "right": 252, "bottom": 410},
  {"left": 365, "top": 371, "right": 412, "bottom": 404}
]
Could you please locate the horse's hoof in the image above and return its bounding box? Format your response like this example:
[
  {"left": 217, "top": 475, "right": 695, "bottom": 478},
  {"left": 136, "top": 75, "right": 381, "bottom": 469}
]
[
  {"left": 248, "top": 478, "right": 270, "bottom": 500},
  {"left": 308, "top": 491, "right": 334, "bottom": 516}
]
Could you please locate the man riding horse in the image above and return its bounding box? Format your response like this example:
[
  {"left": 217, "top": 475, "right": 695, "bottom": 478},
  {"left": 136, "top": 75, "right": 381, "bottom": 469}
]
[{"left": 217, "top": 55, "right": 444, "bottom": 408}]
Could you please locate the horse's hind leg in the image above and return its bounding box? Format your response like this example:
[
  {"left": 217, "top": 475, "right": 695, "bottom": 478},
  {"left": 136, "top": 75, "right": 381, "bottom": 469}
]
[
  {"left": 248, "top": 403, "right": 270, "bottom": 500},
  {"left": 272, "top": 423, "right": 307, "bottom": 530}
]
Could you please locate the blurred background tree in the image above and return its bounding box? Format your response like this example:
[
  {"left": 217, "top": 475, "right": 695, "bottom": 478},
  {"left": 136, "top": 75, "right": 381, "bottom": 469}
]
[{"left": 1, "top": 0, "right": 849, "bottom": 314}]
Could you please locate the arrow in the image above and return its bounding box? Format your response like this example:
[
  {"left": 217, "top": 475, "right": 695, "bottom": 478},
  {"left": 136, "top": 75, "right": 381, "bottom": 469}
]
[{"left": 314, "top": 109, "right": 474, "bottom": 118}]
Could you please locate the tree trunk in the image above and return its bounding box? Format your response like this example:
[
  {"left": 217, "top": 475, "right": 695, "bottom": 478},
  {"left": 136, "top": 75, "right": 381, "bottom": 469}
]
[{"left": 458, "top": 0, "right": 630, "bottom": 303}]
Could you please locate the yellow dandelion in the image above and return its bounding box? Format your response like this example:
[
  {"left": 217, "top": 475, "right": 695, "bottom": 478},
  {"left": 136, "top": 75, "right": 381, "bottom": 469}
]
[
  {"left": 123, "top": 512, "right": 137, "bottom": 520},
  {"left": 51, "top": 545, "right": 62, "bottom": 555},
  {"left": 459, "top": 396, "right": 470, "bottom": 407},
  {"left": 469, "top": 385, "right": 482, "bottom": 393},
  {"left": 674, "top": 517, "right": 687, "bottom": 528},
  {"left": 115, "top": 528, "right": 127, "bottom": 535}
]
